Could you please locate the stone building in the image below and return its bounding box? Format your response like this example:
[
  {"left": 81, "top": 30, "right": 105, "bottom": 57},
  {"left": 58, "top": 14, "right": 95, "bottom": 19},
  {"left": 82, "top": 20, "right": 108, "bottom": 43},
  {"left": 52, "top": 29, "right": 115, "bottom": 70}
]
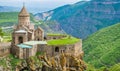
[
  {"left": 34, "top": 27, "right": 44, "bottom": 41},
  {"left": 10, "top": 5, "right": 83, "bottom": 59},
  {"left": 37, "top": 40, "right": 83, "bottom": 57},
  {"left": 11, "top": 5, "right": 44, "bottom": 59}
]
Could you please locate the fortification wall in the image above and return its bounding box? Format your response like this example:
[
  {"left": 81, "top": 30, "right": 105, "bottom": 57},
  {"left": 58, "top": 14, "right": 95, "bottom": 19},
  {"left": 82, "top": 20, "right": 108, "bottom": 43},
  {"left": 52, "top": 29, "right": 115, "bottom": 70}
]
[
  {"left": 49, "top": 45, "right": 75, "bottom": 56},
  {"left": 0, "top": 42, "right": 11, "bottom": 57},
  {"left": 46, "top": 35, "right": 67, "bottom": 40},
  {"left": 37, "top": 43, "right": 81, "bottom": 57},
  {"left": 74, "top": 40, "right": 83, "bottom": 56}
]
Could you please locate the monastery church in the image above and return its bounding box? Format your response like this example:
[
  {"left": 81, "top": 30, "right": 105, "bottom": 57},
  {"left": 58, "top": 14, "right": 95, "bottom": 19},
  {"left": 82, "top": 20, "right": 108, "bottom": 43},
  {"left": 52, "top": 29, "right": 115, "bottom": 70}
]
[{"left": 10, "top": 5, "right": 82, "bottom": 59}]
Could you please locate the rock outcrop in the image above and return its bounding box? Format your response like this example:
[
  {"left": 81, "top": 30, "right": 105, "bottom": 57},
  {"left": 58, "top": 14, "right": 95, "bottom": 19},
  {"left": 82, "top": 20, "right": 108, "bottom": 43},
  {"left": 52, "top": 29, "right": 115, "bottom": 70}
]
[{"left": 40, "top": 53, "right": 86, "bottom": 71}]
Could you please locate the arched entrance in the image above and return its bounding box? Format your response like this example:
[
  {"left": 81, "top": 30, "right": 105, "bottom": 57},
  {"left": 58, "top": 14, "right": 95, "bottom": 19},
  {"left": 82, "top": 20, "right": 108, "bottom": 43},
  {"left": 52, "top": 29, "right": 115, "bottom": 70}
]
[
  {"left": 18, "top": 36, "right": 23, "bottom": 44},
  {"left": 38, "top": 38, "right": 40, "bottom": 41},
  {"left": 55, "top": 47, "right": 59, "bottom": 52}
]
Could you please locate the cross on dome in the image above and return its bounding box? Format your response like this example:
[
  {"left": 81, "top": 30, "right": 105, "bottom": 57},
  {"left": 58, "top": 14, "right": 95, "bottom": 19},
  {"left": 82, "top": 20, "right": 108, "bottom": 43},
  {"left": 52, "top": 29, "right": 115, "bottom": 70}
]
[{"left": 19, "top": 3, "right": 29, "bottom": 17}]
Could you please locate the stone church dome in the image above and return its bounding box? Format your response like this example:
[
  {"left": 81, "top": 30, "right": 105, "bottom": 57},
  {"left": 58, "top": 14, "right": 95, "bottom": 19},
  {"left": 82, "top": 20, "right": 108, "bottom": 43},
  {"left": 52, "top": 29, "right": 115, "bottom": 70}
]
[{"left": 19, "top": 6, "right": 29, "bottom": 17}]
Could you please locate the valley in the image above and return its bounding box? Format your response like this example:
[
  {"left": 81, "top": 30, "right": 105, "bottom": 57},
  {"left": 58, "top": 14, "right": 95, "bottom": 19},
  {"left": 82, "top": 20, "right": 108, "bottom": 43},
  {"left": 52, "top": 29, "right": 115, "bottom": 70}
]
[
  {"left": 35, "top": 0, "right": 120, "bottom": 39},
  {"left": 0, "top": 0, "right": 120, "bottom": 71}
]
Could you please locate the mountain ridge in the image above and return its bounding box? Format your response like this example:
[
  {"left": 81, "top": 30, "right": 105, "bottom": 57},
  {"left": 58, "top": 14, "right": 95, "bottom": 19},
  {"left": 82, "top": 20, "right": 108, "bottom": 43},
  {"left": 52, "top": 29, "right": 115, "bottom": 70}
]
[
  {"left": 0, "top": 12, "right": 64, "bottom": 35},
  {"left": 0, "top": 6, "right": 19, "bottom": 12},
  {"left": 35, "top": 0, "right": 120, "bottom": 39}
]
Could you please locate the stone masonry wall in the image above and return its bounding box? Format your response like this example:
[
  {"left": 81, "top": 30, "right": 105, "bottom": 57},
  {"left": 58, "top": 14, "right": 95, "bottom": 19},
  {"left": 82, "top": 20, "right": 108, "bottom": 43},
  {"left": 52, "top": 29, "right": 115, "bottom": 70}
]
[
  {"left": 74, "top": 40, "right": 83, "bottom": 56},
  {"left": 0, "top": 43, "right": 11, "bottom": 57},
  {"left": 46, "top": 35, "right": 67, "bottom": 40},
  {"left": 37, "top": 44, "right": 78, "bottom": 57}
]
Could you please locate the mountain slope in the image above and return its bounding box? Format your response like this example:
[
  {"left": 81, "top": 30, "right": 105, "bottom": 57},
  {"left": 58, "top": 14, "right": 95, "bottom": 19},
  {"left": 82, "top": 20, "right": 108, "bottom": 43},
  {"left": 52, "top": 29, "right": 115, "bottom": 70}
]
[
  {"left": 83, "top": 23, "right": 120, "bottom": 68},
  {"left": 0, "top": 6, "right": 18, "bottom": 12},
  {"left": 35, "top": 0, "right": 120, "bottom": 39},
  {"left": 0, "top": 12, "right": 34, "bottom": 27},
  {"left": 36, "top": 20, "right": 65, "bottom": 34},
  {"left": 0, "top": 12, "right": 64, "bottom": 34},
  {"left": 109, "top": 63, "right": 120, "bottom": 71}
]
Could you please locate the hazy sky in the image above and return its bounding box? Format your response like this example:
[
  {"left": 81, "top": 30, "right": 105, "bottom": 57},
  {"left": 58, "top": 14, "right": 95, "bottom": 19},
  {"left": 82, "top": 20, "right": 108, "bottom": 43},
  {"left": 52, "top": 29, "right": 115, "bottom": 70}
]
[
  {"left": 0, "top": 0, "right": 85, "bottom": 13},
  {"left": 0, "top": 0, "right": 81, "bottom": 7}
]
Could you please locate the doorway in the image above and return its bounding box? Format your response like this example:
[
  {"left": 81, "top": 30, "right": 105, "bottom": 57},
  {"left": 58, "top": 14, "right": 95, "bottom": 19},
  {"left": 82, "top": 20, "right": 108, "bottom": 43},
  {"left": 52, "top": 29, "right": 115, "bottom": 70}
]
[{"left": 19, "top": 36, "right": 23, "bottom": 44}]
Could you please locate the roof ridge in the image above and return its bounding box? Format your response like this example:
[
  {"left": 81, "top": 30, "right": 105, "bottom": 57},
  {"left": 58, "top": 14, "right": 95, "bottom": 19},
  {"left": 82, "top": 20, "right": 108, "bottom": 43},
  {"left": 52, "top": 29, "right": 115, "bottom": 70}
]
[{"left": 19, "top": 5, "right": 29, "bottom": 16}]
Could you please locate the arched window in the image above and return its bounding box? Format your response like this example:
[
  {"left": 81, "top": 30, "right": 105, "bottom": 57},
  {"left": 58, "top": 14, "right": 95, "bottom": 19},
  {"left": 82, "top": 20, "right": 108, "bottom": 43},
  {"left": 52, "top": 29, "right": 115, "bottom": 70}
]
[
  {"left": 38, "top": 38, "right": 40, "bottom": 41},
  {"left": 44, "top": 37, "right": 47, "bottom": 40},
  {"left": 53, "top": 37, "right": 56, "bottom": 39},
  {"left": 55, "top": 47, "right": 59, "bottom": 52},
  {"left": 18, "top": 36, "right": 23, "bottom": 44}
]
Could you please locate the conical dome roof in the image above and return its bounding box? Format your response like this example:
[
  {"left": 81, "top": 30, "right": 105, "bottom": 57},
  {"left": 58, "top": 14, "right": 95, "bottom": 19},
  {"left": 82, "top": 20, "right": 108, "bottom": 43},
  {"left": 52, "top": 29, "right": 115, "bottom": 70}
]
[
  {"left": 19, "top": 6, "right": 29, "bottom": 17},
  {"left": 37, "top": 26, "right": 44, "bottom": 32}
]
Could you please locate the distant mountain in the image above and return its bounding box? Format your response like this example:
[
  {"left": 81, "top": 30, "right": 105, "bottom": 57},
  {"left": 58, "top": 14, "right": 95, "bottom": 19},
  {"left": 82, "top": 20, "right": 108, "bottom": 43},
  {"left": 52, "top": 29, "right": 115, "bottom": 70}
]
[
  {"left": 36, "top": 21, "right": 65, "bottom": 34},
  {"left": 0, "top": 12, "right": 35, "bottom": 27},
  {"left": 0, "top": 12, "right": 64, "bottom": 34},
  {"left": 0, "top": 6, "right": 19, "bottom": 12},
  {"left": 35, "top": 0, "right": 120, "bottom": 39},
  {"left": 0, "top": 6, "right": 47, "bottom": 13},
  {"left": 83, "top": 23, "right": 120, "bottom": 68}
]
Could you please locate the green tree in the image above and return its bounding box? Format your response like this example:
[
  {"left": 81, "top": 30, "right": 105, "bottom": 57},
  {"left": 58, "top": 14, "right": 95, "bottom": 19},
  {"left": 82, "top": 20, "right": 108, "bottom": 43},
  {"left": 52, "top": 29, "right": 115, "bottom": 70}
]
[{"left": 0, "top": 28, "right": 4, "bottom": 37}]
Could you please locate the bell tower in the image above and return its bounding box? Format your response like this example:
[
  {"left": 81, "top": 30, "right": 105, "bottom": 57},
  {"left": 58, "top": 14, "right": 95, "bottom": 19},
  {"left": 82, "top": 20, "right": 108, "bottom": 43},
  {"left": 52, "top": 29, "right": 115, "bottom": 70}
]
[{"left": 18, "top": 5, "right": 30, "bottom": 27}]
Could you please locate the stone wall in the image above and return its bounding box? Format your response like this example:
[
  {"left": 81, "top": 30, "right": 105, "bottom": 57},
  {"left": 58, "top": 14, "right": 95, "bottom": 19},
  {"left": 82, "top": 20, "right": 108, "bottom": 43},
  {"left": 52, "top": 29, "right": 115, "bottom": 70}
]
[
  {"left": 50, "top": 45, "right": 75, "bottom": 56},
  {"left": 12, "top": 40, "right": 82, "bottom": 59},
  {"left": 74, "top": 40, "right": 83, "bottom": 56},
  {"left": 46, "top": 35, "right": 67, "bottom": 40},
  {"left": 0, "top": 43, "right": 11, "bottom": 57},
  {"left": 18, "top": 14, "right": 30, "bottom": 26},
  {"left": 34, "top": 27, "right": 44, "bottom": 41},
  {"left": 11, "top": 45, "right": 17, "bottom": 55},
  {"left": 37, "top": 44, "right": 47, "bottom": 52},
  {"left": 12, "top": 33, "right": 28, "bottom": 45},
  {"left": 31, "top": 45, "right": 38, "bottom": 57},
  {"left": 37, "top": 41, "right": 82, "bottom": 57},
  {"left": 15, "top": 45, "right": 38, "bottom": 59},
  {"left": 15, "top": 45, "right": 20, "bottom": 58}
]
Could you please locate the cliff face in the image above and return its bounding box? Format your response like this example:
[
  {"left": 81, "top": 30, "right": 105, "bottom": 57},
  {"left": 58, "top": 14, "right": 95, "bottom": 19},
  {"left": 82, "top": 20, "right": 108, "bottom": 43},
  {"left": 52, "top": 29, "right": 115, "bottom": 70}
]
[
  {"left": 14, "top": 53, "right": 86, "bottom": 71},
  {"left": 35, "top": 0, "right": 120, "bottom": 39}
]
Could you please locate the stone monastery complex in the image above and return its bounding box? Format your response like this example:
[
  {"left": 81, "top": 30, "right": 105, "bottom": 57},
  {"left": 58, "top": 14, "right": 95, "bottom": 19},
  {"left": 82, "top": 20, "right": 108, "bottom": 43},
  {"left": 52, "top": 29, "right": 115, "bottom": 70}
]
[{"left": 1, "top": 6, "right": 83, "bottom": 59}]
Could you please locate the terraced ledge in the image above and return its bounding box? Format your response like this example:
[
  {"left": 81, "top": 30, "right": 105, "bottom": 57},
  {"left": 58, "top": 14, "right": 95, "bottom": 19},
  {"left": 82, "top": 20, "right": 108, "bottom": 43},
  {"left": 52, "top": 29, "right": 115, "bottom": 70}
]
[
  {"left": 47, "top": 36, "right": 80, "bottom": 45},
  {"left": 47, "top": 33, "right": 66, "bottom": 36}
]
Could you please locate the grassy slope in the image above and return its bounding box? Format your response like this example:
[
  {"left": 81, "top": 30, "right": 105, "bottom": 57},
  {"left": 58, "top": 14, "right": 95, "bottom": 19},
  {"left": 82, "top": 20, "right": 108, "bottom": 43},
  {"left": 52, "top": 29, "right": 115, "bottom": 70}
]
[
  {"left": 47, "top": 36, "right": 80, "bottom": 45},
  {"left": 47, "top": 33, "right": 66, "bottom": 36},
  {"left": 0, "top": 12, "right": 18, "bottom": 23},
  {"left": 109, "top": 63, "right": 120, "bottom": 71},
  {"left": 83, "top": 23, "right": 120, "bottom": 68},
  {"left": 0, "top": 12, "right": 34, "bottom": 27}
]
